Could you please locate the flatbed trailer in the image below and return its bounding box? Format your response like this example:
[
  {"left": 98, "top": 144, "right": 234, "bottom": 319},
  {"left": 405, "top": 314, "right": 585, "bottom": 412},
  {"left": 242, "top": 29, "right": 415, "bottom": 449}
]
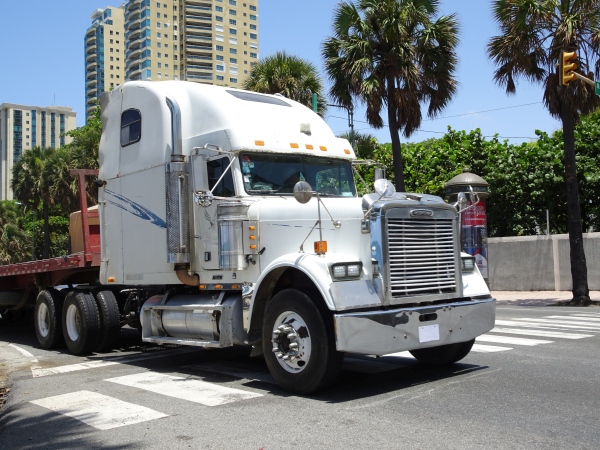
[{"left": 0, "top": 170, "right": 101, "bottom": 317}]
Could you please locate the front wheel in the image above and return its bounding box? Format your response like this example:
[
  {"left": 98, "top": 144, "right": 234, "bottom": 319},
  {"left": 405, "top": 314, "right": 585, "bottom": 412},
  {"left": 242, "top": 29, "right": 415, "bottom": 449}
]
[
  {"left": 409, "top": 339, "right": 475, "bottom": 365},
  {"left": 62, "top": 291, "right": 100, "bottom": 355},
  {"left": 262, "top": 289, "right": 343, "bottom": 395}
]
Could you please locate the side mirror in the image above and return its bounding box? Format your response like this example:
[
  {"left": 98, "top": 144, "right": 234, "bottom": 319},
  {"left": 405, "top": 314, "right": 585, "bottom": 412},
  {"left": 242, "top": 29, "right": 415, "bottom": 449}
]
[
  {"left": 374, "top": 179, "right": 395, "bottom": 198},
  {"left": 293, "top": 181, "right": 313, "bottom": 204},
  {"left": 374, "top": 168, "right": 384, "bottom": 181}
]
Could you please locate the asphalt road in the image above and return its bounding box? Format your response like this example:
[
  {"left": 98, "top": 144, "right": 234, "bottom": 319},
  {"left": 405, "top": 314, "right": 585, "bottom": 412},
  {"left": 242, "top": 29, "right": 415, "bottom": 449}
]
[{"left": 1, "top": 302, "right": 599, "bottom": 449}]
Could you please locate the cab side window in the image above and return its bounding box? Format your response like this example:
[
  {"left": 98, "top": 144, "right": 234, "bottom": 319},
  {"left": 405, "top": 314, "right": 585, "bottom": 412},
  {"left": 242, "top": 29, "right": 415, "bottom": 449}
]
[
  {"left": 207, "top": 157, "right": 235, "bottom": 197},
  {"left": 120, "top": 109, "right": 141, "bottom": 146}
]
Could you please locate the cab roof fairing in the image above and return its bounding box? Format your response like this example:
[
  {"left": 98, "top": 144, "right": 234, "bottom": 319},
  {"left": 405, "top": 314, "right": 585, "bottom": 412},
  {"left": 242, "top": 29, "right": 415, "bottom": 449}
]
[{"left": 112, "top": 81, "right": 355, "bottom": 159}]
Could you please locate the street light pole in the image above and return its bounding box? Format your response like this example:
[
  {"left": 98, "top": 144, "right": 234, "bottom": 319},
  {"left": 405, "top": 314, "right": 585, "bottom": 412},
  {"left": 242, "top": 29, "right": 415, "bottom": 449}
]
[{"left": 327, "top": 103, "right": 355, "bottom": 145}]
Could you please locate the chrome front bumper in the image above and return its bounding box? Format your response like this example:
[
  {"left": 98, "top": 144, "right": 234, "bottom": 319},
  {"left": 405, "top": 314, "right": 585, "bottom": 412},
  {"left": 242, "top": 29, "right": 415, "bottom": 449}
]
[{"left": 333, "top": 297, "right": 496, "bottom": 355}]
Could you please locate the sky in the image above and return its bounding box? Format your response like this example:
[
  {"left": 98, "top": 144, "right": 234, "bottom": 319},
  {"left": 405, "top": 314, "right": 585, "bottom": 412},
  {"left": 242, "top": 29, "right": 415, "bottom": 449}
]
[{"left": 0, "top": 0, "right": 562, "bottom": 146}]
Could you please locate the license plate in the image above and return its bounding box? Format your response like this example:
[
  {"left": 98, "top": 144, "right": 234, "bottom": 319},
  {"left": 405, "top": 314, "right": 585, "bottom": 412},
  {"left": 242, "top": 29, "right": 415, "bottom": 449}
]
[{"left": 418, "top": 324, "right": 440, "bottom": 343}]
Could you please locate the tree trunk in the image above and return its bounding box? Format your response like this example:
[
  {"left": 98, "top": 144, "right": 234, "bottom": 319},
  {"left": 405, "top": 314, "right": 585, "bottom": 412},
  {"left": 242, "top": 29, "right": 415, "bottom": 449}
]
[
  {"left": 386, "top": 80, "right": 405, "bottom": 192},
  {"left": 42, "top": 202, "right": 51, "bottom": 260},
  {"left": 560, "top": 99, "right": 591, "bottom": 306}
]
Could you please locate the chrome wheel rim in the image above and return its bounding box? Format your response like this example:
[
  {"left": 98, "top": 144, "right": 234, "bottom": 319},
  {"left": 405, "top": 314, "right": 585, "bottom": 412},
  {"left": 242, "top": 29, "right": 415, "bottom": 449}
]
[
  {"left": 271, "top": 311, "right": 311, "bottom": 373},
  {"left": 36, "top": 302, "right": 50, "bottom": 338},
  {"left": 65, "top": 304, "right": 80, "bottom": 342}
]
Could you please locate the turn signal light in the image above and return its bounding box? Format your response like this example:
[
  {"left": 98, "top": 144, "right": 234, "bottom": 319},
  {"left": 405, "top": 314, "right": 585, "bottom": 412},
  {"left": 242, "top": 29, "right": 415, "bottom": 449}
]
[{"left": 314, "top": 241, "right": 327, "bottom": 253}]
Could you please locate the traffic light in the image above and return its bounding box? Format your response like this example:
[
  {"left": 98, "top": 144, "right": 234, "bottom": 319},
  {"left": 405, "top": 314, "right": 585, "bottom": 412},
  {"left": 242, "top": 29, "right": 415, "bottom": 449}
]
[{"left": 561, "top": 51, "right": 578, "bottom": 85}]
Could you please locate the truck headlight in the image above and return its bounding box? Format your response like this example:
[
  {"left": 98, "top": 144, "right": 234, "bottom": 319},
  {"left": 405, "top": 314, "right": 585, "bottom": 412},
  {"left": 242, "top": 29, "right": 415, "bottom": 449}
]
[
  {"left": 462, "top": 256, "right": 476, "bottom": 272},
  {"left": 331, "top": 262, "right": 363, "bottom": 280}
]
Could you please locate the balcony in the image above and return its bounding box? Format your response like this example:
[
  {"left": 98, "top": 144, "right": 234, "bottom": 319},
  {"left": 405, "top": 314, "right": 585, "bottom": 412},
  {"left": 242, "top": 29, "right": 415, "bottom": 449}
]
[
  {"left": 186, "top": 24, "right": 212, "bottom": 32},
  {"left": 86, "top": 52, "right": 97, "bottom": 63},
  {"left": 128, "top": 47, "right": 142, "bottom": 61},
  {"left": 128, "top": 28, "right": 142, "bottom": 42},
  {"left": 86, "top": 35, "right": 96, "bottom": 46},
  {"left": 186, "top": 73, "right": 213, "bottom": 82},
  {"left": 128, "top": 10, "right": 141, "bottom": 22},
  {"left": 187, "top": 63, "right": 212, "bottom": 72},
  {"left": 186, "top": 53, "right": 212, "bottom": 62},
  {"left": 186, "top": 43, "right": 213, "bottom": 53},
  {"left": 86, "top": 27, "right": 95, "bottom": 38},
  {"left": 86, "top": 79, "right": 98, "bottom": 89},
  {"left": 184, "top": 14, "right": 211, "bottom": 24},
  {"left": 87, "top": 97, "right": 98, "bottom": 107},
  {"left": 87, "top": 87, "right": 98, "bottom": 98},
  {"left": 186, "top": 4, "right": 211, "bottom": 12},
  {"left": 126, "top": 0, "right": 141, "bottom": 13},
  {"left": 86, "top": 44, "right": 97, "bottom": 55},
  {"left": 86, "top": 70, "right": 98, "bottom": 80},
  {"left": 186, "top": 34, "right": 212, "bottom": 42},
  {"left": 86, "top": 61, "right": 97, "bottom": 72},
  {"left": 128, "top": 17, "right": 141, "bottom": 31}
]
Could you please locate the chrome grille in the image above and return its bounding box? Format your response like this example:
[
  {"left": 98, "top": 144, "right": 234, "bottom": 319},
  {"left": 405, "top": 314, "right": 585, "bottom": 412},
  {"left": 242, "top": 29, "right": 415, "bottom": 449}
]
[{"left": 387, "top": 217, "right": 457, "bottom": 297}]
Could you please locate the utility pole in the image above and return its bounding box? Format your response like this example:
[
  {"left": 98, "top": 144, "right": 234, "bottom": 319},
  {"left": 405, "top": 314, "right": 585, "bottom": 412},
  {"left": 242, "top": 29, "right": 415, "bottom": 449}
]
[{"left": 327, "top": 103, "right": 355, "bottom": 146}]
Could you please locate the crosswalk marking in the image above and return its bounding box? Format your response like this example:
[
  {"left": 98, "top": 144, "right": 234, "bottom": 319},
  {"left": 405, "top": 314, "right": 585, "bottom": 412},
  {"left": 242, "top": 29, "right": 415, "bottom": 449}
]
[
  {"left": 495, "top": 319, "right": 599, "bottom": 331},
  {"left": 31, "top": 348, "right": 198, "bottom": 378},
  {"left": 544, "top": 315, "right": 600, "bottom": 323},
  {"left": 32, "top": 360, "right": 120, "bottom": 378},
  {"left": 105, "top": 371, "right": 263, "bottom": 406},
  {"left": 472, "top": 343, "right": 512, "bottom": 352},
  {"left": 476, "top": 335, "right": 552, "bottom": 346},
  {"left": 511, "top": 318, "right": 600, "bottom": 329},
  {"left": 30, "top": 390, "right": 167, "bottom": 430},
  {"left": 490, "top": 327, "right": 592, "bottom": 339}
]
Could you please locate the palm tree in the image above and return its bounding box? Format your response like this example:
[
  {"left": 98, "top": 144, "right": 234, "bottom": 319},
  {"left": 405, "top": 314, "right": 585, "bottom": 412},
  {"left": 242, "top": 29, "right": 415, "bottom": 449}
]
[
  {"left": 0, "top": 201, "right": 30, "bottom": 264},
  {"left": 487, "top": 0, "right": 600, "bottom": 306},
  {"left": 322, "top": 0, "right": 460, "bottom": 191},
  {"left": 11, "top": 146, "right": 54, "bottom": 259},
  {"left": 243, "top": 51, "right": 328, "bottom": 116}
]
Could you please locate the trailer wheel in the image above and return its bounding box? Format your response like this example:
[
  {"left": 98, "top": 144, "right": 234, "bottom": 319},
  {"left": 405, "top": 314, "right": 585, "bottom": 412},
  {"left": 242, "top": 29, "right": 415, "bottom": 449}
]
[
  {"left": 409, "top": 339, "right": 475, "bottom": 365},
  {"left": 95, "top": 290, "right": 121, "bottom": 352},
  {"left": 62, "top": 291, "right": 100, "bottom": 355},
  {"left": 34, "top": 289, "right": 64, "bottom": 349},
  {"left": 262, "top": 289, "right": 343, "bottom": 394}
]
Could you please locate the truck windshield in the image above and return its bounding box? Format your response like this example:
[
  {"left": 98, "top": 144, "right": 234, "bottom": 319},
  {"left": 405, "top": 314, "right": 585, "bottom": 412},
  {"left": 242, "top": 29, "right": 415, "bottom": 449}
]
[{"left": 240, "top": 153, "right": 356, "bottom": 197}]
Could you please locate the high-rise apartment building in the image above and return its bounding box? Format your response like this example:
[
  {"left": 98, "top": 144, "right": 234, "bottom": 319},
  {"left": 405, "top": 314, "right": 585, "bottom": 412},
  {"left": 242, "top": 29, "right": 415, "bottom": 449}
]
[
  {"left": 84, "top": 6, "right": 126, "bottom": 120},
  {"left": 0, "top": 104, "right": 76, "bottom": 200},
  {"left": 86, "top": 1, "right": 260, "bottom": 117}
]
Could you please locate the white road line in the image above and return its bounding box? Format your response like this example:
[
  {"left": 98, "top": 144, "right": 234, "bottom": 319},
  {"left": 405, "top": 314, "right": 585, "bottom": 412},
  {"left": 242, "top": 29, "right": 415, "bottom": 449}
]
[
  {"left": 30, "top": 390, "right": 167, "bottom": 430},
  {"left": 569, "top": 313, "right": 600, "bottom": 318},
  {"left": 510, "top": 318, "right": 600, "bottom": 329},
  {"left": 105, "top": 371, "right": 263, "bottom": 406},
  {"left": 32, "top": 360, "right": 121, "bottom": 378},
  {"left": 471, "top": 343, "right": 512, "bottom": 353},
  {"left": 490, "top": 327, "right": 592, "bottom": 339},
  {"left": 8, "top": 344, "right": 35, "bottom": 358},
  {"left": 477, "top": 335, "right": 552, "bottom": 346},
  {"left": 545, "top": 315, "right": 600, "bottom": 323},
  {"left": 31, "top": 348, "right": 198, "bottom": 378},
  {"left": 495, "top": 319, "right": 599, "bottom": 331}
]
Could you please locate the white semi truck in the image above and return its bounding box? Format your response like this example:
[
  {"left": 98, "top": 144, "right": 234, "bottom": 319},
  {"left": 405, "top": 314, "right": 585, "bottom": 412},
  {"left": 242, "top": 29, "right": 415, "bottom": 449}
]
[{"left": 0, "top": 81, "right": 495, "bottom": 394}]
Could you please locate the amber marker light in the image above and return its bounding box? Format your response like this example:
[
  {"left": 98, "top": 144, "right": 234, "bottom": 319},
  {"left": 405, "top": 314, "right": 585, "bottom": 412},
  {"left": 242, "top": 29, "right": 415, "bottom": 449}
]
[
  {"left": 199, "top": 285, "right": 207, "bottom": 289},
  {"left": 254, "top": 140, "right": 265, "bottom": 146},
  {"left": 305, "top": 144, "right": 314, "bottom": 150},
  {"left": 344, "top": 149, "right": 351, "bottom": 154},
  {"left": 319, "top": 146, "right": 327, "bottom": 151},
  {"left": 249, "top": 225, "right": 256, "bottom": 230},
  {"left": 314, "top": 241, "right": 328, "bottom": 254},
  {"left": 215, "top": 285, "right": 223, "bottom": 289},
  {"left": 290, "top": 143, "right": 299, "bottom": 148},
  {"left": 107, "top": 277, "right": 115, "bottom": 283}
]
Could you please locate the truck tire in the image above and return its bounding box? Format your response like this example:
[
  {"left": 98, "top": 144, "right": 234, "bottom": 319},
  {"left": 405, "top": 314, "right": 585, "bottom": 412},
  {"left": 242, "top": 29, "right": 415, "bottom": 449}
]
[
  {"left": 409, "top": 339, "right": 475, "bottom": 365},
  {"left": 95, "top": 290, "right": 121, "bottom": 352},
  {"left": 34, "top": 289, "right": 64, "bottom": 349},
  {"left": 262, "top": 289, "right": 343, "bottom": 395},
  {"left": 62, "top": 291, "right": 100, "bottom": 355}
]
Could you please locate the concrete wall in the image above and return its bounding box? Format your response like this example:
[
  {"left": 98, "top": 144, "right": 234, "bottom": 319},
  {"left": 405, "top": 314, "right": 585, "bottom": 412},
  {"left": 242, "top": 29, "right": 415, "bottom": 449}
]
[{"left": 487, "top": 233, "right": 600, "bottom": 291}]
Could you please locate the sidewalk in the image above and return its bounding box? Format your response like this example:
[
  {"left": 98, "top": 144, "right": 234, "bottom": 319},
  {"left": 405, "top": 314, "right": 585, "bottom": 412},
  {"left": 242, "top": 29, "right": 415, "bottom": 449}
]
[{"left": 492, "top": 290, "right": 600, "bottom": 306}]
